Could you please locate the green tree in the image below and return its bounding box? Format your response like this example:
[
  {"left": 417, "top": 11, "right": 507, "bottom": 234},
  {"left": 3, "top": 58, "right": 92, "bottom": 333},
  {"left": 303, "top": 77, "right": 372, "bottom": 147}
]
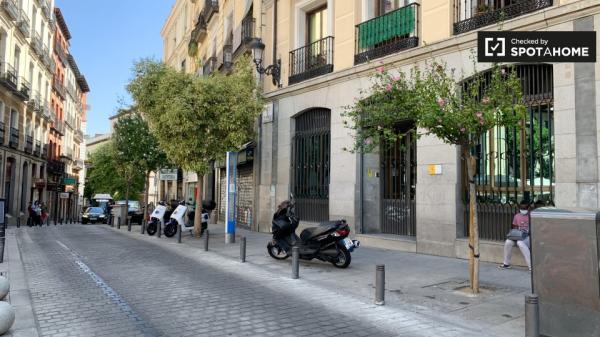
[
  {"left": 85, "top": 142, "right": 145, "bottom": 202},
  {"left": 111, "top": 109, "right": 169, "bottom": 221},
  {"left": 344, "top": 61, "right": 525, "bottom": 293},
  {"left": 128, "top": 57, "right": 263, "bottom": 236}
]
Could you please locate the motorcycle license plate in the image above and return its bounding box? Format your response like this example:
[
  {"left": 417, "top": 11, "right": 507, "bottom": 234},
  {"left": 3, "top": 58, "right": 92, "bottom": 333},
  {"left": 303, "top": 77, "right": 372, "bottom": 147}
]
[{"left": 342, "top": 238, "right": 354, "bottom": 249}]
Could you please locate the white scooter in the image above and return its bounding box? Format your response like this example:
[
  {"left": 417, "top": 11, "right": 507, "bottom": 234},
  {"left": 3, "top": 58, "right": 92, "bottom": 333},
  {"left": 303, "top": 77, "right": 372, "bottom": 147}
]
[
  {"left": 146, "top": 203, "right": 167, "bottom": 236},
  {"left": 164, "top": 202, "right": 209, "bottom": 238}
]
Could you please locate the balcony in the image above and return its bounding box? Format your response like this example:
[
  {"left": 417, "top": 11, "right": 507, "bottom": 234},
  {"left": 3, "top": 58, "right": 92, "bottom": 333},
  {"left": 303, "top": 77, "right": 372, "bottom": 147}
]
[
  {"left": 16, "top": 8, "right": 30, "bottom": 37},
  {"left": 0, "top": 122, "right": 4, "bottom": 145},
  {"left": 54, "top": 42, "right": 68, "bottom": 65},
  {"left": 42, "top": 143, "right": 48, "bottom": 158},
  {"left": 289, "top": 36, "right": 334, "bottom": 85},
  {"left": 40, "top": 0, "right": 50, "bottom": 19},
  {"left": 34, "top": 140, "right": 41, "bottom": 156},
  {"left": 241, "top": 15, "right": 255, "bottom": 44},
  {"left": 28, "top": 91, "right": 40, "bottom": 111},
  {"left": 49, "top": 57, "right": 56, "bottom": 74},
  {"left": 61, "top": 148, "right": 73, "bottom": 161},
  {"left": 67, "top": 83, "right": 77, "bottom": 99},
  {"left": 0, "top": 63, "right": 18, "bottom": 91},
  {"left": 42, "top": 47, "right": 52, "bottom": 68},
  {"left": 32, "top": 33, "right": 43, "bottom": 56},
  {"left": 47, "top": 160, "right": 65, "bottom": 175},
  {"left": 25, "top": 135, "right": 33, "bottom": 153},
  {"left": 53, "top": 78, "right": 66, "bottom": 99},
  {"left": 9, "top": 127, "right": 18, "bottom": 149},
  {"left": 74, "top": 129, "right": 83, "bottom": 142},
  {"left": 74, "top": 159, "right": 84, "bottom": 171},
  {"left": 15, "top": 76, "right": 30, "bottom": 100},
  {"left": 454, "top": 0, "right": 553, "bottom": 35},
  {"left": 52, "top": 119, "right": 65, "bottom": 136},
  {"left": 203, "top": 0, "right": 219, "bottom": 23},
  {"left": 354, "top": 3, "right": 419, "bottom": 65},
  {"left": 191, "top": 14, "right": 207, "bottom": 43},
  {"left": 202, "top": 56, "right": 217, "bottom": 76},
  {"left": 1, "top": 0, "right": 18, "bottom": 21}
]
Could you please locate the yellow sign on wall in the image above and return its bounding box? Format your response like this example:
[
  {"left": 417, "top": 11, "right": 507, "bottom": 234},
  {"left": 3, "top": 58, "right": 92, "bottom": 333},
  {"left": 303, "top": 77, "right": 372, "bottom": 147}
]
[{"left": 428, "top": 164, "right": 442, "bottom": 175}]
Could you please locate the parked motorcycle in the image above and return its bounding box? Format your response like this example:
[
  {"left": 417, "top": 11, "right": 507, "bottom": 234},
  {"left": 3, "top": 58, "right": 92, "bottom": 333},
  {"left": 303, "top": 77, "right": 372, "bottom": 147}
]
[
  {"left": 146, "top": 203, "right": 167, "bottom": 236},
  {"left": 163, "top": 201, "right": 211, "bottom": 238},
  {"left": 267, "top": 197, "right": 359, "bottom": 268}
]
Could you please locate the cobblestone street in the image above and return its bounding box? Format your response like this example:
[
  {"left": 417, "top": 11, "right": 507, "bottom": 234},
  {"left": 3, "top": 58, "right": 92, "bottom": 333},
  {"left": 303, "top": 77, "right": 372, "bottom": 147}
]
[{"left": 14, "top": 224, "right": 476, "bottom": 337}]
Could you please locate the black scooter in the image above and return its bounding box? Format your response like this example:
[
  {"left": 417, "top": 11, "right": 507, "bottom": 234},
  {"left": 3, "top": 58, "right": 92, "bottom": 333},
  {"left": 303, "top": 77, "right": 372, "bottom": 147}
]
[{"left": 267, "top": 198, "right": 359, "bottom": 268}]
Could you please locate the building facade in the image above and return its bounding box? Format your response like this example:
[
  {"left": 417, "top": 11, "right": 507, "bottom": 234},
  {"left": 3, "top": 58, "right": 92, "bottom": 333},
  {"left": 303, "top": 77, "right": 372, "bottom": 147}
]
[
  {"left": 0, "top": 1, "right": 88, "bottom": 226},
  {"left": 164, "top": 0, "right": 599, "bottom": 264}
]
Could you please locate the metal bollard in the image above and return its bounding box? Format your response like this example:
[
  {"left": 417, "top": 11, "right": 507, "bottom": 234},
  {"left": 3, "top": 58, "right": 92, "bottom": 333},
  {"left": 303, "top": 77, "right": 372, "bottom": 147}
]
[
  {"left": 525, "top": 294, "right": 540, "bottom": 337},
  {"left": 117, "top": 217, "right": 121, "bottom": 229},
  {"left": 60, "top": 218, "right": 63, "bottom": 225},
  {"left": 291, "top": 247, "right": 299, "bottom": 279},
  {"left": 16, "top": 218, "right": 20, "bottom": 228},
  {"left": 177, "top": 225, "right": 182, "bottom": 243},
  {"left": 127, "top": 218, "right": 131, "bottom": 232},
  {"left": 375, "top": 264, "right": 385, "bottom": 305},
  {"left": 240, "top": 237, "right": 246, "bottom": 262},
  {"left": 157, "top": 222, "right": 161, "bottom": 238},
  {"left": 141, "top": 220, "right": 146, "bottom": 234},
  {"left": 204, "top": 230, "right": 209, "bottom": 251}
]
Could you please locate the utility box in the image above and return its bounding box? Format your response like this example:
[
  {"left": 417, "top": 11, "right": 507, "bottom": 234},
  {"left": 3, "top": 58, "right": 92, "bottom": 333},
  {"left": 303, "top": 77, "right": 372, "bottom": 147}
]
[
  {"left": 111, "top": 204, "right": 127, "bottom": 224},
  {"left": 531, "top": 208, "right": 600, "bottom": 337}
]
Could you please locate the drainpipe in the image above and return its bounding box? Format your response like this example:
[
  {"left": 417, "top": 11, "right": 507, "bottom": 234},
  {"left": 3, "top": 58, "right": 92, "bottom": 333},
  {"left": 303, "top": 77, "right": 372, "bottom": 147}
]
[{"left": 359, "top": 151, "right": 364, "bottom": 234}]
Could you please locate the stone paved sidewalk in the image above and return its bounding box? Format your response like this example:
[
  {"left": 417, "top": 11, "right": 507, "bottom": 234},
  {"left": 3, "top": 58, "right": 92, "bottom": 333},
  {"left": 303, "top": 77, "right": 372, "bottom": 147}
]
[{"left": 114, "top": 223, "right": 531, "bottom": 337}]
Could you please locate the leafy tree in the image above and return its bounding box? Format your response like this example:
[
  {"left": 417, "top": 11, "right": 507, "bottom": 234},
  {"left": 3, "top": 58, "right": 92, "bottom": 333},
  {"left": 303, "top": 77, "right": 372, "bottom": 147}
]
[
  {"left": 128, "top": 57, "right": 263, "bottom": 236},
  {"left": 85, "top": 142, "right": 145, "bottom": 202},
  {"left": 111, "top": 109, "right": 169, "bottom": 220},
  {"left": 344, "top": 61, "right": 525, "bottom": 293}
]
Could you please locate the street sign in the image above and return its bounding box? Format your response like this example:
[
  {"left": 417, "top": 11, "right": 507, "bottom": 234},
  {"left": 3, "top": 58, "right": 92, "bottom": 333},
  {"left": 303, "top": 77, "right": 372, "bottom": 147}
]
[
  {"left": 59, "top": 193, "right": 69, "bottom": 199},
  {"left": 63, "top": 177, "right": 76, "bottom": 185},
  {"left": 159, "top": 169, "right": 177, "bottom": 181}
]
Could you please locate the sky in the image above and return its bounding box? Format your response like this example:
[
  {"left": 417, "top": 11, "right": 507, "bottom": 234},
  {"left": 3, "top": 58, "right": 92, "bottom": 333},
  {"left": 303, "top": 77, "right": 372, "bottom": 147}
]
[{"left": 55, "top": 0, "right": 175, "bottom": 137}]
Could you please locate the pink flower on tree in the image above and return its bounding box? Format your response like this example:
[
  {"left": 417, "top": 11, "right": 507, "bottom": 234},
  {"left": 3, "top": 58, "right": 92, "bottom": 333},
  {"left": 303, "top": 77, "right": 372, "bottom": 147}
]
[
  {"left": 437, "top": 97, "right": 447, "bottom": 108},
  {"left": 460, "top": 127, "right": 466, "bottom": 133},
  {"left": 475, "top": 112, "right": 483, "bottom": 118},
  {"left": 386, "top": 84, "right": 393, "bottom": 92},
  {"left": 376, "top": 66, "right": 385, "bottom": 73}
]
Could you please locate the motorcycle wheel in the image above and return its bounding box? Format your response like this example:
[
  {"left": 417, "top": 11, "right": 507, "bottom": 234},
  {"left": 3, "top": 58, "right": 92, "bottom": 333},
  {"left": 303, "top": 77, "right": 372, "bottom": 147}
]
[
  {"left": 164, "top": 223, "right": 177, "bottom": 238},
  {"left": 146, "top": 222, "right": 157, "bottom": 236},
  {"left": 332, "top": 246, "right": 351, "bottom": 268},
  {"left": 267, "top": 242, "right": 289, "bottom": 260}
]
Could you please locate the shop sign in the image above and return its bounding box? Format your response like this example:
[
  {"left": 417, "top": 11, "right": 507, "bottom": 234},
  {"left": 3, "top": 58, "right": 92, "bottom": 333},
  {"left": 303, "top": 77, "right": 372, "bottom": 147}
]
[{"left": 478, "top": 31, "right": 596, "bottom": 63}]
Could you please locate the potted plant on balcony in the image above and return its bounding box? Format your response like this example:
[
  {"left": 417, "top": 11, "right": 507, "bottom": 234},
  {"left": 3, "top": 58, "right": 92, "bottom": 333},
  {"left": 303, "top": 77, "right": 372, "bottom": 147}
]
[{"left": 476, "top": 3, "right": 491, "bottom": 16}]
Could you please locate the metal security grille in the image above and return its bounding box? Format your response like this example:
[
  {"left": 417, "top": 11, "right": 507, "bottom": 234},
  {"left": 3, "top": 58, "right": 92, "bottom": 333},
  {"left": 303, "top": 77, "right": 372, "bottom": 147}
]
[
  {"left": 381, "top": 131, "right": 416, "bottom": 236},
  {"left": 292, "top": 108, "right": 330, "bottom": 222},
  {"left": 463, "top": 64, "right": 554, "bottom": 240}
]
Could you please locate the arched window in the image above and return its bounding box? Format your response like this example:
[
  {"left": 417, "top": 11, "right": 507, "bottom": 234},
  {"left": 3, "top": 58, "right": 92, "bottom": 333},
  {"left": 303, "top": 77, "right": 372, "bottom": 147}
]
[{"left": 291, "top": 108, "right": 330, "bottom": 222}]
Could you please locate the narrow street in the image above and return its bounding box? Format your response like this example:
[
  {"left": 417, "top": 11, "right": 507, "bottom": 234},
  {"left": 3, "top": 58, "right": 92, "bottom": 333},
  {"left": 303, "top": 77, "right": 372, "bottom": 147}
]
[{"left": 15, "top": 224, "right": 474, "bottom": 337}]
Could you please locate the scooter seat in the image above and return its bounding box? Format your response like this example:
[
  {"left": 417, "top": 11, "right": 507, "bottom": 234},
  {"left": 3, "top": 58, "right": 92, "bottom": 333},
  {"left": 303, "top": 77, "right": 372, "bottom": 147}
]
[{"left": 300, "top": 223, "right": 337, "bottom": 243}]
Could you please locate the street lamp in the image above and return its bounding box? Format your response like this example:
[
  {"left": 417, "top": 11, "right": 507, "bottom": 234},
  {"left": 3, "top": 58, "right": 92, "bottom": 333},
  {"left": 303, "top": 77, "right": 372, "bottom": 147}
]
[{"left": 248, "top": 38, "right": 281, "bottom": 87}]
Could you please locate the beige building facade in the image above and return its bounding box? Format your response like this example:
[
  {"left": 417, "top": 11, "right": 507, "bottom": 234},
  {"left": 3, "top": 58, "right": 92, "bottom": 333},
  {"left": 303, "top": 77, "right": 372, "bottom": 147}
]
[{"left": 163, "top": 0, "right": 599, "bottom": 264}]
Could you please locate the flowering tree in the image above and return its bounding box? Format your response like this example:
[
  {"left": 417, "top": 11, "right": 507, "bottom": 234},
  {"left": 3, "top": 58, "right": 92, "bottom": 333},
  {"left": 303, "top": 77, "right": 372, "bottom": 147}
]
[
  {"left": 127, "top": 57, "right": 263, "bottom": 237},
  {"left": 344, "top": 62, "right": 525, "bottom": 293}
]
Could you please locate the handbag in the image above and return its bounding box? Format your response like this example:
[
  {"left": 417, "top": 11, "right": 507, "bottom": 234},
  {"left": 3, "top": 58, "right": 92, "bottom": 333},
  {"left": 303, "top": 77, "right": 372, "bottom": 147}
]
[{"left": 507, "top": 229, "right": 525, "bottom": 241}]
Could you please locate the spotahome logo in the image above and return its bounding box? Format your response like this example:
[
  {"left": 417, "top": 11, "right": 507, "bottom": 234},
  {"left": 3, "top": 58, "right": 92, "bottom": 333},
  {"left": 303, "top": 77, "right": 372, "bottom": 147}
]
[{"left": 478, "top": 31, "right": 596, "bottom": 63}]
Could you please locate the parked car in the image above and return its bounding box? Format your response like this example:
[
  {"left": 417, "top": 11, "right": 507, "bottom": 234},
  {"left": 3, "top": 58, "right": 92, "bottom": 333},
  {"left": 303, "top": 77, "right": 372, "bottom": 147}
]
[
  {"left": 116, "top": 200, "right": 144, "bottom": 225},
  {"left": 82, "top": 207, "right": 107, "bottom": 224}
]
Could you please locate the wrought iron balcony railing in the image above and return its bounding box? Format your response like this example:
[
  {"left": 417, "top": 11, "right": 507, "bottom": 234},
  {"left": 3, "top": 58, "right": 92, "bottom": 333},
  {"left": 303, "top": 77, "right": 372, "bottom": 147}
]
[
  {"left": 55, "top": 42, "right": 68, "bottom": 65},
  {"left": 47, "top": 160, "right": 65, "bottom": 175},
  {"left": 241, "top": 15, "right": 255, "bottom": 44},
  {"left": 191, "top": 14, "right": 207, "bottom": 43},
  {"left": 42, "top": 143, "right": 48, "bottom": 159},
  {"left": 34, "top": 140, "right": 41, "bottom": 156},
  {"left": 16, "top": 76, "right": 30, "bottom": 100},
  {"left": 355, "top": 3, "right": 419, "bottom": 65},
  {"left": 32, "top": 33, "right": 43, "bottom": 56},
  {"left": 9, "top": 127, "right": 18, "bottom": 148},
  {"left": 40, "top": 0, "right": 50, "bottom": 18},
  {"left": 28, "top": 91, "right": 40, "bottom": 111},
  {"left": 16, "top": 8, "right": 30, "bottom": 37},
  {"left": 289, "top": 36, "right": 334, "bottom": 85},
  {"left": 0, "top": 62, "right": 18, "bottom": 91},
  {"left": 454, "top": 0, "right": 553, "bottom": 35},
  {"left": 53, "top": 77, "right": 66, "bottom": 99},
  {"left": 42, "top": 47, "right": 52, "bottom": 68},
  {"left": 0, "top": 121, "right": 4, "bottom": 145},
  {"left": 1, "top": 0, "right": 19, "bottom": 21},
  {"left": 203, "top": 0, "right": 219, "bottom": 23},
  {"left": 25, "top": 135, "right": 33, "bottom": 153},
  {"left": 52, "top": 119, "right": 65, "bottom": 135}
]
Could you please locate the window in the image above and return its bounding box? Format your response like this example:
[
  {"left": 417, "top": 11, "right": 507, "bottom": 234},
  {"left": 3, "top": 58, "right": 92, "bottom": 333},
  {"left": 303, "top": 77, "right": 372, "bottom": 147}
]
[
  {"left": 306, "top": 6, "right": 327, "bottom": 44},
  {"left": 13, "top": 46, "right": 20, "bottom": 71},
  {"left": 10, "top": 108, "right": 18, "bottom": 129}
]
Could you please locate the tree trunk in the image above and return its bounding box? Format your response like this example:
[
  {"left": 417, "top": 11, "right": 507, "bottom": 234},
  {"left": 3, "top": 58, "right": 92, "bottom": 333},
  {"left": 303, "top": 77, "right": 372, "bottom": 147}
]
[
  {"left": 193, "top": 174, "right": 204, "bottom": 238},
  {"left": 143, "top": 171, "right": 150, "bottom": 221},
  {"left": 125, "top": 180, "right": 130, "bottom": 225},
  {"left": 464, "top": 147, "right": 480, "bottom": 294}
]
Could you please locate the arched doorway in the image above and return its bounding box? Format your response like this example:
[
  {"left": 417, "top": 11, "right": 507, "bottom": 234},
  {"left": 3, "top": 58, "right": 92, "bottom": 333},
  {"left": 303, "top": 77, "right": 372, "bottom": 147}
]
[{"left": 291, "top": 108, "right": 330, "bottom": 222}]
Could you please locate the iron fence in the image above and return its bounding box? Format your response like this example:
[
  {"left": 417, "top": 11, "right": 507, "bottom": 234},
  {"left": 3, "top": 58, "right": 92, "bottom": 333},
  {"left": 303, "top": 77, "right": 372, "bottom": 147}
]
[
  {"left": 355, "top": 3, "right": 419, "bottom": 65},
  {"left": 289, "top": 36, "right": 334, "bottom": 85},
  {"left": 9, "top": 127, "right": 18, "bottom": 149},
  {"left": 25, "top": 135, "right": 33, "bottom": 153},
  {"left": 454, "top": 0, "right": 553, "bottom": 35},
  {"left": 292, "top": 108, "right": 331, "bottom": 222},
  {"left": 463, "top": 64, "right": 554, "bottom": 240}
]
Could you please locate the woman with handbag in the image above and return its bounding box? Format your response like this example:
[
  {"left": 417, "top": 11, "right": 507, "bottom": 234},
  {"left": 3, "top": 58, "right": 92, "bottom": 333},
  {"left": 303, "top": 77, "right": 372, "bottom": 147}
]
[{"left": 499, "top": 200, "right": 532, "bottom": 271}]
